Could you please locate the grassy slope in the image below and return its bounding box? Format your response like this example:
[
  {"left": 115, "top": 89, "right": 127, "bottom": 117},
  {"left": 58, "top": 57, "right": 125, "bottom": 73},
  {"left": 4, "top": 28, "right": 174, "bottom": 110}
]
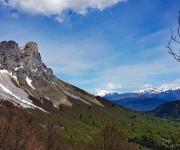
[{"left": 31, "top": 97, "right": 180, "bottom": 149}]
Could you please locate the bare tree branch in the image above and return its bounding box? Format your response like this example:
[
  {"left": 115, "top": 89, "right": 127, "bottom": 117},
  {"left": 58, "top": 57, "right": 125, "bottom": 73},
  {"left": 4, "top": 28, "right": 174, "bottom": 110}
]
[{"left": 168, "top": 12, "right": 180, "bottom": 62}]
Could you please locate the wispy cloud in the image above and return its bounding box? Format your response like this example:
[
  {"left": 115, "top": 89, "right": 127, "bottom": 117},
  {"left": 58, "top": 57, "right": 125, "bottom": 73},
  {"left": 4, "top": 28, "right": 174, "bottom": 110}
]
[
  {"left": 96, "top": 79, "right": 180, "bottom": 95},
  {"left": 39, "top": 35, "right": 113, "bottom": 76},
  {"left": 142, "top": 83, "right": 153, "bottom": 89},
  {"left": 137, "top": 79, "right": 180, "bottom": 92},
  {"left": 94, "top": 51, "right": 180, "bottom": 92},
  {"left": 159, "top": 79, "right": 180, "bottom": 90},
  {"left": 106, "top": 82, "right": 122, "bottom": 90},
  {"left": 136, "top": 28, "right": 169, "bottom": 46},
  {"left": 10, "top": 12, "right": 19, "bottom": 18}
]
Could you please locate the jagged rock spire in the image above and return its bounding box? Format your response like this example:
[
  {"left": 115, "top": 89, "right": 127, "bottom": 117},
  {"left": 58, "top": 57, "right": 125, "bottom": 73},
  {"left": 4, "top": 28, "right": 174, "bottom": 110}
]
[
  {"left": 0, "top": 40, "right": 19, "bottom": 51},
  {"left": 0, "top": 40, "right": 53, "bottom": 78},
  {"left": 22, "top": 42, "right": 38, "bottom": 55}
]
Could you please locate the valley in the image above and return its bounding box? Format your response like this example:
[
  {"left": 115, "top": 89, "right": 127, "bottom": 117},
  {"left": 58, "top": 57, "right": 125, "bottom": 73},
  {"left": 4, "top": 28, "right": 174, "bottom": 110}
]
[{"left": 0, "top": 41, "right": 179, "bottom": 150}]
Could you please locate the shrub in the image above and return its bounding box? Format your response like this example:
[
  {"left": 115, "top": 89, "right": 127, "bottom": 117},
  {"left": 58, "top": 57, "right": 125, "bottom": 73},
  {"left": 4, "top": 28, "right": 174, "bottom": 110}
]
[{"left": 86, "top": 122, "right": 139, "bottom": 150}]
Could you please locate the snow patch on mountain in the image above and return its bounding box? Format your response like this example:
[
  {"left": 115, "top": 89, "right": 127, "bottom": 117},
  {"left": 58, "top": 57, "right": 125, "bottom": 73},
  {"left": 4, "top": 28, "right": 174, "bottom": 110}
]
[
  {"left": 138, "top": 87, "right": 180, "bottom": 94},
  {"left": 0, "top": 69, "right": 45, "bottom": 112},
  {"left": 15, "top": 65, "right": 23, "bottom": 71},
  {"left": 26, "top": 77, "right": 35, "bottom": 90},
  {"left": 138, "top": 88, "right": 163, "bottom": 94},
  {"left": 11, "top": 74, "right": 19, "bottom": 85},
  {"left": 96, "top": 87, "right": 180, "bottom": 98}
]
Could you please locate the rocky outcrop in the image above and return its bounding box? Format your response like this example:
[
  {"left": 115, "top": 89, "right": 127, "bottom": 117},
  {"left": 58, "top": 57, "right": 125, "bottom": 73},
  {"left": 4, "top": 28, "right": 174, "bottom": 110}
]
[
  {"left": 0, "top": 40, "right": 53, "bottom": 79},
  {"left": 0, "top": 41, "right": 19, "bottom": 51},
  {"left": 22, "top": 42, "right": 38, "bottom": 55},
  {"left": 0, "top": 40, "right": 103, "bottom": 111}
]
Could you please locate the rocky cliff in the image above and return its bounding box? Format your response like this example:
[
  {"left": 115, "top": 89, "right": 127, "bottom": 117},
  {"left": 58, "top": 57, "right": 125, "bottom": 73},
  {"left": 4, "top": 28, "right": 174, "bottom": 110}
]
[{"left": 0, "top": 40, "right": 103, "bottom": 111}]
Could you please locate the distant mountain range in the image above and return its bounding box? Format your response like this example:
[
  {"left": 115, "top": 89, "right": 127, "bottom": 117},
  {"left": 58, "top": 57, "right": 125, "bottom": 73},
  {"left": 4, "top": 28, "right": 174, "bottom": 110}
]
[{"left": 96, "top": 88, "right": 180, "bottom": 111}]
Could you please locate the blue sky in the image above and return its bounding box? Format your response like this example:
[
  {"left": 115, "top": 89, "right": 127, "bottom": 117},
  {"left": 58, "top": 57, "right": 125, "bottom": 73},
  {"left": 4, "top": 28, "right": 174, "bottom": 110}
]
[{"left": 0, "top": 0, "right": 180, "bottom": 93}]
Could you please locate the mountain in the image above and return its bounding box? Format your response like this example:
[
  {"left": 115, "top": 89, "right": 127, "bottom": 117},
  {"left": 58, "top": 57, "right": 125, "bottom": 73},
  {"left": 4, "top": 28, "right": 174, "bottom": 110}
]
[
  {"left": 0, "top": 41, "right": 180, "bottom": 150},
  {"left": 150, "top": 100, "right": 180, "bottom": 120},
  {"left": 0, "top": 40, "right": 102, "bottom": 111},
  {"left": 96, "top": 88, "right": 180, "bottom": 111}
]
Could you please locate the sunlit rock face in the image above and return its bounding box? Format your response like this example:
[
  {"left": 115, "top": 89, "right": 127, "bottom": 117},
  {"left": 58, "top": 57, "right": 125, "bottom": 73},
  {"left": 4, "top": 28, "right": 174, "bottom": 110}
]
[{"left": 0, "top": 40, "right": 103, "bottom": 111}]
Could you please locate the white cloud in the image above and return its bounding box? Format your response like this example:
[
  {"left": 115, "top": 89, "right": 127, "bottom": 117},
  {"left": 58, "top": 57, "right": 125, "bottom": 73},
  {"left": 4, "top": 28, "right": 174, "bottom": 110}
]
[
  {"left": 39, "top": 35, "right": 113, "bottom": 76},
  {"left": 99, "top": 52, "right": 180, "bottom": 88},
  {"left": 142, "top": 83, "right": 153, "bottom": 89},
  {"left": 159, "top": 79, "right": 180, "bottom": 90},
  {"left": 2, "top": 0, "right": 126, "bottom": 22},
  {"left": 96, "top": 80, "right": 180, "bottom": 95},
  {"left": 106, "top": 82, "right": 122, "bottom": 90},
  {"left": 95, "top": 89, "right": 111, "bottom": 97},
  {"left": 95, "top": 82, "right": 122, "bottom": 95},
  {"left": 55, "top": 14, "right": 67, "bottom": 23},
  {"left": 138, "top": 79, "right": 180, "bottom": 92},
  {"left": 95, "top": 89, "right": 121, "bottom": 97}
]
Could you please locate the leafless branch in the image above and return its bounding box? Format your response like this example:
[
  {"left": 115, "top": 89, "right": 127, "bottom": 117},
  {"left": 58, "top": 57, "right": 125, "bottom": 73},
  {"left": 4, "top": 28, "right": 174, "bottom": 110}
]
[{"left": 168, "top": 12, "right": 180, "bottom": 62}]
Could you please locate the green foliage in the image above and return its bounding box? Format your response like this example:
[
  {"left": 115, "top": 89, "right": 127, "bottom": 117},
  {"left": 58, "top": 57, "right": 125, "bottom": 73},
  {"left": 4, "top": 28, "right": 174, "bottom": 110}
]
[{"left": 31, "top": 99, "right": 180, "bottom": 150}]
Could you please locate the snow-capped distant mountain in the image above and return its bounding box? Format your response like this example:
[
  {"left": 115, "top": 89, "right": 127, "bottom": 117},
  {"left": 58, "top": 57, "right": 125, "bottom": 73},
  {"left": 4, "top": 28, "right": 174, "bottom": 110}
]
[
  {"left": 95, "top": 90, "right": 121, "bottom": 97},
  {"left": 96, "top": 88, "right": 180, "bottom": 112},
  {"left": 138, "top": 88, "right": 163, "bottom": 94},
  {"left": 138, "top": 87, "right": 180, "bottom": 94}
]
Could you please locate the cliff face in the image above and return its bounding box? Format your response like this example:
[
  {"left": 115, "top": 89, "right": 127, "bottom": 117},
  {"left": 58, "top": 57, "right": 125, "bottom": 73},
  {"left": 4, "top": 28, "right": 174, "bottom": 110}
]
[
  {"left": 0, "top": 41, "right": 53, "bottom": 79},
  {"left": 0, "top": 41, "right": 103, "bottom": 111}
]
